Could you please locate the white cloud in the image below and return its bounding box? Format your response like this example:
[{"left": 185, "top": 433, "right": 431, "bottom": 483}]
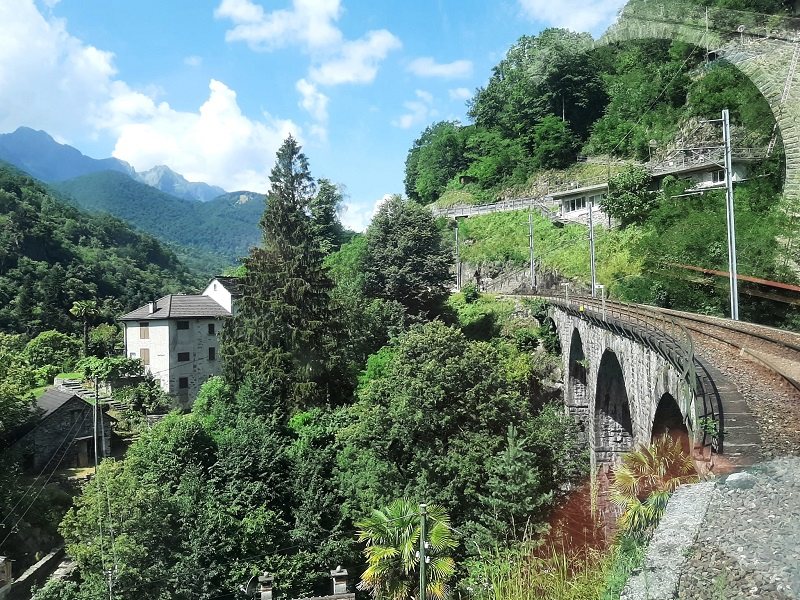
[
  {"left": 216, "top": 0, "right": 400, "bottom": 86},
  {"left": 407, "top": 57, "right": 472, "bottom": 79},
  {"left": 110, "top": 80, "right": 299, "bottom": 192},
  {"left": 309, "top": 29, "right": 401, "bottom": 85},
  {"left": 392, "top": 90, "right": 436, "bottom": 130},
  {"left": 0, "top": 2, "right": 299, "bottom": 192},
  {"left": 296, "top": 78, "right": 328, "bottom": 122},
  {"left": 449, "top": 87, "right": 471, "bottom": 101},
  {"left": 184, "top": 55, "right": 203, "bottom": 67},
  {"left": 215, "top": 0, "right": 343, "bottom": 51},
  {"left": 340, "top": 193, "right": 393, "bottom": 232},
  {"left": 518, "top": 0, "right": 626, "bottom": 32},
  {"left": 0, "top": 1, "right": 119, "bottom": 139},
  {"left": 296, "top": 78, "right": 329, "bottom": 141}
]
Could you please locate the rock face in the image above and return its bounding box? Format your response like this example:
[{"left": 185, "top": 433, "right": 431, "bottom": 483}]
[
  {"left": 135, "top": 165, "right": 226, "bottom": 202},
  {"left": 678, "top": 458, "right": 800, "bottom": 599}
]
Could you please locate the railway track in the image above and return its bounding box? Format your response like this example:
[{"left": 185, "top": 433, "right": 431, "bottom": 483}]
[
  {"left": 621, "top": 303, "right": 800, "bottom": 394},
  {"left": 571, "top": 297, "right": 800, "bottom": 393}
]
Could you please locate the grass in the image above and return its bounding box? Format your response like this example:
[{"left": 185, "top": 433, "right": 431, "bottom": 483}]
[
  {"left": 30, "top": 385, "right": 49, "bottom": 398},
  {"left": 451, "top": 210, "right": 644, "bottom": 290},
  {"left": 55, "top": 371, "right": 83, "bottom": 380}
]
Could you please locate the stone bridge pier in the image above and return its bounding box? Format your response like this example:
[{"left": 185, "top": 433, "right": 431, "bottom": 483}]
[{"left": 547, "top": 305, "right": 700, "bottom": 467}]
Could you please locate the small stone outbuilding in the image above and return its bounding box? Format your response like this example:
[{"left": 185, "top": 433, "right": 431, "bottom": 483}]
[{"left": 8, "top": 388, "right": 113, "bottom": 471}]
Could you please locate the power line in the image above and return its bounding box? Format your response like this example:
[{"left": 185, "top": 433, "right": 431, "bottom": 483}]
[
  {"left": 1, "top": 413, "right": 89, "bottom": 529},
  {"left": 0, "top": 411, "right": 90, "bottom": 549}
]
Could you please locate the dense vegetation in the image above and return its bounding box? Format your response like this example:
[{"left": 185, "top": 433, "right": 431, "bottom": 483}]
[
  {"left": 0, "top": 162, "right": 202, "bottom": 576},
  {"left": 31, "top": 139, "right": 587, "bottom": 600},
  {"left": 54, "top": 171, "right": 264, "bottom": 274},
  {"left": 404, "top": 5, "right": 799, "bottom": 328},
  {"left": 0, "top": 163, "right": 199, "bottom": 337}
]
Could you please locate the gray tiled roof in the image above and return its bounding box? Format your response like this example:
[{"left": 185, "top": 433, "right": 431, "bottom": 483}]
[
  {"left": 214, "top": 276, "right": 242, "bottom": 297},
  {"left": 36, "top": 388, "right": 84, "bottom": 419},
  {"left": 119, "top": 294, "right": 231, "bottom": 321}
]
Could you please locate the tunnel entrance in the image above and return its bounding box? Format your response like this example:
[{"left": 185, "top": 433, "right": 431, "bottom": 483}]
[{"left": 594, "top": 350, "right": 633, "bottom": 465}]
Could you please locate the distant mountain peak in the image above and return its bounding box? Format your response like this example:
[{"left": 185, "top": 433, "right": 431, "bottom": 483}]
[{"left": 134, "top": 165, "right": 226, "bottom": 203}]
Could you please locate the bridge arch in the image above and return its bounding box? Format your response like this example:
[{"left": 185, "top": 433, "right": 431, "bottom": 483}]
[
  {"left": 651, "top": 392, "right": 691, "bottom": 453},
  {"left": 594, "top": 349, "right": 635, "bottom": 465},
  {"left": 596, "top": 0, "right": 800, "bottom": 203},
  {"left": 566, "top": 329, "right": 590, "bottom": 438}
]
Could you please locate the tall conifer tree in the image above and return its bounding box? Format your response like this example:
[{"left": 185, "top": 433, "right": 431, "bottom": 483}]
[{"left": 222, "top": 136, "right": 334, "bottom": 411}]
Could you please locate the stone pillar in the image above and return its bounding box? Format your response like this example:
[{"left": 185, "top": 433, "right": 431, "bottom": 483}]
[
  {"left": 258, "top": 572, "right": 273, "bottom": 600},
  {"left": 330, "top": 566, "right": 348, "bottom": 595}
]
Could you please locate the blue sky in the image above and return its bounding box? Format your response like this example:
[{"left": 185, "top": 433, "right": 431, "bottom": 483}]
[{"left": 0, "top": 0, "right": 625, "bottom": 229}]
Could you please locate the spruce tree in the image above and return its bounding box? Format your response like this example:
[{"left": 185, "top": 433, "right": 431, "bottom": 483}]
[{"left": 222, "top": 136, "right": 334, "bottom": 411}]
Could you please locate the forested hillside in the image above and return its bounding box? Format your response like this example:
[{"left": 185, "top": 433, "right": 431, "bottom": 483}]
[
  {"left": 54, "top": 171, "right": 263, "bottom": 273},
  {"left": 0, "top": 162, "right": 200, "bottom": 336},
  {"left": 405, "top": 0, "right": 799, "bottom": 328},
  {"left": 405, "top": 34, "right": 778, "bottom": 206}
]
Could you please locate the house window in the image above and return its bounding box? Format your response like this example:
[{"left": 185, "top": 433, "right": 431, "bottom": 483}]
[
  {"left": 177, "top": 320, "right": 190, "bottom": 330},
  {"left": 139, "top": 322, "right": 149, "bottom": 339},
  {"left": 712, "top": 170, "right": 726, "bottom": 184},
  {"left": 213, "top": 283, "right": 217, "bottom": 291},
  {"left": 177, "top": 352, "right": 190, "bottom": 362},
  {"left": 208, "top": 347, "right": 216, "bottom": 361},
  {"left": 208, "top": 323, "right": 215, "bottom": 335},
  {"left": 140, "top": 348, "right": 150, "bottom": 366},
  {"left": 178, "top": 377, "right": 188, "bottom": 389}
]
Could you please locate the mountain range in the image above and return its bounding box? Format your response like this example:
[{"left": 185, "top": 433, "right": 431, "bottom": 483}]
[
  {"left": 0, "top": 127, "right": 227, "bottom": 203},
  {"left": 0, "top": 126, "right": 263, "bottom": 275}
]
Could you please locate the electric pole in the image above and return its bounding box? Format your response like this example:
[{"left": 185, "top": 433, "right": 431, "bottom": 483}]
[
  {"left": 454, "top": 221, "right": 461, "bottom": 291},
  {"left": 722, "top": 109, "right": 740, "bottom": 320},
  {"left": 528, "top": 210, "right": 536, "bottom": 289},
  {"left": 419, "top": 504, "right": 427, "bottom": 600},
  {"left": 589, "top": 200, "right": 597, "bottom": 298},
  {"left": 93, "top": 377, "right": 99, "bottom": 475}
]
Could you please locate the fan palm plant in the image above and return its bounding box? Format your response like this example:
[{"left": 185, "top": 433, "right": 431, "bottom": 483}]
[
  {"left": 357, "top": 499, "right": 457, "bottom": 600},
  {"left": 610, "top": 434, "right": 699, "bottom": 539}
]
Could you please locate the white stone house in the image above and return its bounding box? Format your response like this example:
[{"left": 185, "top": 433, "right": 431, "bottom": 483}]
[{"left": 119, "top": 277, "right": 240, "bottom": 406}]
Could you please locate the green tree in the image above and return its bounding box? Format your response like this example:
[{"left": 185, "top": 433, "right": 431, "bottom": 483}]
[
  {"left": 531, "top": 116, "right": 578, "bottom": 170},
  {"left": 88, "top": 323, "right": 122, "bottom": 357},
  {"left": 610, "top": 435, "right": 698, "bottom": 540},
  {"left": 357, "top": 499, "right": 456, "bottom": 600},
  {"left": 70, "top": 300, "right": 99, "bottom": 357},
  {"left": 601, "top": 166, "right": 657, "bottom": 227},
  {"left": 362, "top": 196, "right": 451, "bottom": 318},
  {"left": 23, "top": 330, "right": 81, "bottom": 373},
  {"left": 405, "top": 122, "right": 469, "bottom": 204},
  {"left": 311, "top": 179, "right": 345, "bottom": 254},
  {"left": 222, "top": 136, "right": 335, "bottom": 410}
]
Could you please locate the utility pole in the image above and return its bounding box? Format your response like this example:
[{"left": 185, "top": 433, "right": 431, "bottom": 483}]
[
  {"left": 419, "top": 504, "right": 427, "bottom": 600},
  {"left": 588, "top": 200, "right": 597, "bottom": 298},
  {"left": 93, "top": 377, "right": 99, "bottom": 475},
  {"left": 528, "top": 210, "right": 536, "bottom": 289},
  {"left": 722, "top": 109, "right": 740, "bottom": 320},
  {"left": 454, "top": 220, "right": 461, "bottom": 291}
]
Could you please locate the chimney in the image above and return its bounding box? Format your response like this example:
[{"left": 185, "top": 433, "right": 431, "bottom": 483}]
[
  {"left": 330, "top": 566, "right": 348, "bottom": 595},
  {"left": 259, "top": 572, "right": 274, "bottom": 600},
  {"left": 148, "top": 300, "right": 156, "bottom": 314}
]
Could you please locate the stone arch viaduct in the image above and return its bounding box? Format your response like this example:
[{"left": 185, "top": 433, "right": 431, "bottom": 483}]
[
  {"left": 598, "top": 0, "right": 800, "bottom": 208},
  {"left": 544, "top": 296, "right": 723, "bottom": 468}
]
